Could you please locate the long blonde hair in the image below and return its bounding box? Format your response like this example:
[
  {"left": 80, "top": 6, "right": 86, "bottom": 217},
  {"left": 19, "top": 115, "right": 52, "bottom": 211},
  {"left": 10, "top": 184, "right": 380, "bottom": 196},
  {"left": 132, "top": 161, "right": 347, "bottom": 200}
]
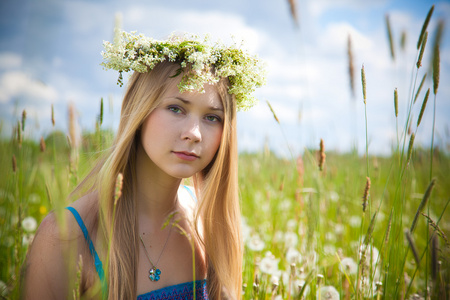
[{"left": 75, "top": 61, "right": 242, "bottom": 299}]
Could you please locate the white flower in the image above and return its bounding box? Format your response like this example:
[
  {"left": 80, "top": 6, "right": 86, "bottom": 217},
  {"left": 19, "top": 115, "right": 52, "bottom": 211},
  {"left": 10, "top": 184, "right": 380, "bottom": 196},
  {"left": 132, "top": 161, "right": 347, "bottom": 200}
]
[
  {"left": 284, "top": 231, "right": 298, "bottom": 248},
  {"left": 247, "top": 234, "right": 265, "bottom": 251},
  {"left": 349, "top": 216, "right": 361, "bottom": 228},
  {"left": 22, "top": 216, "right": 37, "bottom": 232},
  {"left": 28, "top": 193, "right": 41, "bottom": 204},
  {"left": 241, "top": 218, "right": 251, "bottom": 242},
  {"left": 286, "top": 247, "right": 302, "bottom": 264},
  {"left": 329, "top": 191, "right": 340, "bottom": 202},
  {"left": 274, "top": 230, "right": 284, "bottom": 243},
  {"left": 320, "top": 285, "right": 340, "bottom": 300},
  {"left": 339, "top": 257, "right": 358, "bottom": 275},
  {"left": 286, "top": 219, "right": 297, "bottom": 231},
  {"left": 259, "top": 255, "right": 279, "bottom": 275},
  {"left": 22, "top": 234, "right": 35, "bottom": 245},
  {"left": 323, "top": 244, "right": 336, "bottom": 255},
  {"left": 334, "top": 223, "right": 345, "bottom": 235}
]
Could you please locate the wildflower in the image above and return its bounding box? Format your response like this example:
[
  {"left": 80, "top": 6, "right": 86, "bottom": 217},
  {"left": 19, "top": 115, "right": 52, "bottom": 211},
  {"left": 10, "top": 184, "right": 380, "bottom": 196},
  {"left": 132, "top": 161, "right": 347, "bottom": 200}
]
[
  {"left": 339, "top": 257, "right": 358, "bottom": 275},
  {"left": 22, "top": 234, "right": 35, "bottom": 245},
  {"left": 329, "top": 191, "right": 339, "bottom": 202},
  {"left": 284, "top": 231, "right": 298, "bottom": 248},
  {"left": 286, "top": 219, "right": 297, "bottom": 231},
  {"left": 349, "top": 215, "right": 361, "bottom": 228},
  {"left": 259, "top": 255, "right": 279, "bottom": 275},
  {"left": 29, "top": 193, "right": 40, "bottom": 204},
  {"left": 247, "top": 234, "right": 265, "bottom": 251},
  {"left": 241, "top": 217, "right": 251, "bottom": 242},
  {"left": 320, "top": 285, "right": 340, "bottom": 300},
  {"left": 39, "top": 205, "right": 48, "bottom": 215},
  {"left": 286, "top": 247, "right": 302, "bottom": 264},
  {"left": 22, "top": 216, "right": 37, "bottom": 232},
  {"left": 323, "top": 244, "right": 336, "bottom": 255}
]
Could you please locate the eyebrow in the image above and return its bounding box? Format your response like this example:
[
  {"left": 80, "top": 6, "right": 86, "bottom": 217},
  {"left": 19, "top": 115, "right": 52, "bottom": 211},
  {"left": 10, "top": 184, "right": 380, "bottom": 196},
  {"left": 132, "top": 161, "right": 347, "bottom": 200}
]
[{"left": 174, "top": 96, "right": 224, "bottom": 112}]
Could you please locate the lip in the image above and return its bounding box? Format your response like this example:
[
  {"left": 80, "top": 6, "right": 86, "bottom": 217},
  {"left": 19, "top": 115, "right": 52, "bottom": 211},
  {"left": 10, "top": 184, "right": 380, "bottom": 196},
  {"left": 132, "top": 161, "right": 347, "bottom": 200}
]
[{"left": 173, "top": 151, "right": 199, "bottom": 161}]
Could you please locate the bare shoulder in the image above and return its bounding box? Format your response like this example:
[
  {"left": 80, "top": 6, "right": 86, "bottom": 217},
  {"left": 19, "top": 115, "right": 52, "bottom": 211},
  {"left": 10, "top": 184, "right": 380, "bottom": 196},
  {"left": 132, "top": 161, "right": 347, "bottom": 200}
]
[{"left": 22, "top": 193, "right": 98, "bottom": 299}]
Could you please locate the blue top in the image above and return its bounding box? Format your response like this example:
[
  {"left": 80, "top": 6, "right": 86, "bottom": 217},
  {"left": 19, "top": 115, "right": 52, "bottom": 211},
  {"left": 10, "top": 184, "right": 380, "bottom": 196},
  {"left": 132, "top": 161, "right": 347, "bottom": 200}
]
[{"left": 66, "top": 186, "right": 208, "bottom": 299}]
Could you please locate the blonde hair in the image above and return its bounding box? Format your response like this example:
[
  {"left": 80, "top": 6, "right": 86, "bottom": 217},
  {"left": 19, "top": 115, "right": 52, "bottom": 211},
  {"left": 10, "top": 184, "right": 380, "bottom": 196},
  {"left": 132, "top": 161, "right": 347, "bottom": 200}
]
[{"left": 74, "top": 61, "right": 242, "bottom": 299}]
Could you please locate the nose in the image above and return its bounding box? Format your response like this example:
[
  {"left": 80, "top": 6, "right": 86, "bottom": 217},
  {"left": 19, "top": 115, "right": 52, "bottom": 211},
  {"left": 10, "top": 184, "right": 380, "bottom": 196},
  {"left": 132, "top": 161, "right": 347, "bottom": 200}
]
[{"left": 181, "top": 117, "right": 202, "bottom": 142}]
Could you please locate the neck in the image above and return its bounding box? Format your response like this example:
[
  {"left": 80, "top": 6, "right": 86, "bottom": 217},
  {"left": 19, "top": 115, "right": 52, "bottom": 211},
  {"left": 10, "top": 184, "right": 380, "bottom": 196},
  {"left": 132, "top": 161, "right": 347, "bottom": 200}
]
[{"left": 135, "top": 141, "right": 182, "bottom": 226}]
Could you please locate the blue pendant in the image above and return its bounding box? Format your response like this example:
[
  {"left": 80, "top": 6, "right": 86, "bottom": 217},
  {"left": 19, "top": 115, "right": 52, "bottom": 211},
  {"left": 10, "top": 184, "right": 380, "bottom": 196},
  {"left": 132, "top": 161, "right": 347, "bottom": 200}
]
[{"left": 149, "top": 268, "right": 161, "bottom": 282}]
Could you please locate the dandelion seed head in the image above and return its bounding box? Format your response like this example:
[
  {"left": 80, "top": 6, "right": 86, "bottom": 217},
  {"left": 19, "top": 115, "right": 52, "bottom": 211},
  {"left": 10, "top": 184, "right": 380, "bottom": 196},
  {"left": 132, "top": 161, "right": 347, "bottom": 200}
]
[
  {"left": 284, "top": 231, "right": 299, "bottom": 248},
  {"left": 247, "top": 234, "right": 265, "bottom": 251},
  {"left": 286, "top": 247, "right": 302, "bottom": 264},
  {"left": 320, "top": 285, "right": 340, "bottom": 300},
  {"left": 22, "top": 216, "right": 37, "bottom": 232},
  {"left": 339, "top": 257, "right": 357, "bottom": 275}
]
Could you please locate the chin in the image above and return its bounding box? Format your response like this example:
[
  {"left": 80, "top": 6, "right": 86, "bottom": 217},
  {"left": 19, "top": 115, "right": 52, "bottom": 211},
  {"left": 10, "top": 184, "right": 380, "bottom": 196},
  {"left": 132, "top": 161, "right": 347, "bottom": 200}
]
[{"left": 166, "top": 166, "right": 202, "bottom": 179}]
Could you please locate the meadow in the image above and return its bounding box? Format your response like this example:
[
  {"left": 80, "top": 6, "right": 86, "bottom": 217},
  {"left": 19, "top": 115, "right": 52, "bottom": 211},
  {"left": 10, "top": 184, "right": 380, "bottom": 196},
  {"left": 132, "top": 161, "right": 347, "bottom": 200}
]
[{"left": 1, "top": 4, "right": 449, "bottom": 300}]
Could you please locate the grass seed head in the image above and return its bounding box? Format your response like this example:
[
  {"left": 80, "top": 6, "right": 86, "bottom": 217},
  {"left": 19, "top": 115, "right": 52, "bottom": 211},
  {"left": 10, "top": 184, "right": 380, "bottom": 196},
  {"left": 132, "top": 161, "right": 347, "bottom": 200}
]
[
  {"left": 394, "top": 88, "right": 398, "bottom": 117},
  {"left": 99, "top": 97, "right": 104, "bottom": 126},
  {"left": 416, "top": 31, "right": 428, "bottom": 69},
  {"left": 406, "top": 133, "right": 415, "bottom": 165},
  {"left": 414, "top": 73, "right": 427, "bottom": 104},
  {"left": 405, "top": 230, "right": 420, "bottom": 266},
  {"left": 318, "top": 139, "right": 326, "bottom": 171},
  {"left": 417, "top": 88, "right": 430, "bottom": 127},
  {"left": 362, "top": 177, "right": 371, "bottom": 212},
  {"left": 361, "top": 65, "right": 367, "bottom": 103},
  {"left": 433, "top": 46, "right": 440, "bottom": 95},
  {"left": 40, "top": 136, "right": 46, "bottom": 152},
  {"left": 51, "top": 104, "right": 55, "bottom": 126},
  {"left": 400, "top": 30, "right": 407, "bottom": 52},
  {"left": 347, "top": 34, "right": 355, "bottom": 96},
  {"left": 385, "top": 14, "right": 395, "bottom": 60},
  {"left": 21, "top": 110, "right": 27, "bottom": 132},
  {"left": 431, "top": 233, "right": 438, "bottom": 281},
  {"left": 266, "top": 100, "right": 279, "bottom": 124},
  {"left": 17, "top": 120, "right": 22, "bottom": 148},
  {"left": 417, "top": 5, "right": 434, "bottom": 49},
  {"left": 410, "top": 178, "right": 436, "bottom": 233},
  {"left": 68, "top": 103, "right": 80, "bottom": 149}
]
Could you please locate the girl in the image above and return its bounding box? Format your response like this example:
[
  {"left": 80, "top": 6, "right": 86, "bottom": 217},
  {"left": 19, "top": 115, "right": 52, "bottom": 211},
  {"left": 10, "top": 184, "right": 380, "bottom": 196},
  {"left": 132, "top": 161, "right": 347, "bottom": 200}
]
[{"left": 23, "top": 31, "right": 265, "bottom": 299}]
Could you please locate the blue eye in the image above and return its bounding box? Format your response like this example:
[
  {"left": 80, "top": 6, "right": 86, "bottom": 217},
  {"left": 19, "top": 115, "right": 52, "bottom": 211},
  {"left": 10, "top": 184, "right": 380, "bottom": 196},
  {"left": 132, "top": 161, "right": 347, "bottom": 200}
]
[
  {"left": 168, "top": 106, "right": 182, "bottom": 114},
  {"left": 206, "top": 115, "right": 222, "bottom": 122}
]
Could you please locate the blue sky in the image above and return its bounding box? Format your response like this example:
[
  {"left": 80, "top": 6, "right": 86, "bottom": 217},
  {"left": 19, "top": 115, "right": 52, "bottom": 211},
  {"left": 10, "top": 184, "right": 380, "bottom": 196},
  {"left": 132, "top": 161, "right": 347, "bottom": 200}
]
[{"left": 1, "top": 0, "right": 449, "bottom": 156}]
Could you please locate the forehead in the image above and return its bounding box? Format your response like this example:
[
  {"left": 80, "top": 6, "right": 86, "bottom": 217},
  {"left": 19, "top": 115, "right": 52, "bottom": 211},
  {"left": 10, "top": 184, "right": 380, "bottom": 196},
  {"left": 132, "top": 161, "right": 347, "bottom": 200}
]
[{"left": 162, "top": 79, "right": 223, "bottom": 109}]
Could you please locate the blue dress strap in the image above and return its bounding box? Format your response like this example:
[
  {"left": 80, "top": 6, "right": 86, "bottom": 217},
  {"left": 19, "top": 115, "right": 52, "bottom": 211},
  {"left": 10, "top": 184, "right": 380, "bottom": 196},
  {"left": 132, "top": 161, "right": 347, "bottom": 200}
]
[
  {"left": 183, "top": 185, "right": 197, "bottom": 202},
  {"left": 66, "top": 206, "right": 108, "bottom": 298}
]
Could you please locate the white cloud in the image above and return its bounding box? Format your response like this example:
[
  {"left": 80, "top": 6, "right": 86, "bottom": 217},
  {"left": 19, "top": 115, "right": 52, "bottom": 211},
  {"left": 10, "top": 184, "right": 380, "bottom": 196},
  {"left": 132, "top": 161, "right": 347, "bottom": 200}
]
[
  {"left": 0, "top": 52, "right": 22, "bottom": 69},
  {"left": 0, "top": 71, "right": 58, "bottom": 104}
]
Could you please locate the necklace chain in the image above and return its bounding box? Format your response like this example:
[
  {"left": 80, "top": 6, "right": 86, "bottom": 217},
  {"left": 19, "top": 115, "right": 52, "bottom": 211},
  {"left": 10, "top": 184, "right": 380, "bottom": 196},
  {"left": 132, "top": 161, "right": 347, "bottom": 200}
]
[{"left": 139, "top": 217, "right": 174, "bottom": 282}]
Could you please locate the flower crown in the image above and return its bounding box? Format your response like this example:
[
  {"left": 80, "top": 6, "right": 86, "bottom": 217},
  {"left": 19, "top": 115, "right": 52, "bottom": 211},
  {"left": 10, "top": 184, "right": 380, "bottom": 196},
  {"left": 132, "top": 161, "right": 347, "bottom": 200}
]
[{"left": 101, "top": 30, "right": 266, "bottom": 111}]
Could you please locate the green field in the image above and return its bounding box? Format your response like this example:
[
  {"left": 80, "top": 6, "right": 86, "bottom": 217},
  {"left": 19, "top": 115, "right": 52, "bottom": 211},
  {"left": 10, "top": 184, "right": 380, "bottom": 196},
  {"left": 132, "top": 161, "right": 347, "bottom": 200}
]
[{"left": 0, "top": 121, "right": 448, "bottom": 299}]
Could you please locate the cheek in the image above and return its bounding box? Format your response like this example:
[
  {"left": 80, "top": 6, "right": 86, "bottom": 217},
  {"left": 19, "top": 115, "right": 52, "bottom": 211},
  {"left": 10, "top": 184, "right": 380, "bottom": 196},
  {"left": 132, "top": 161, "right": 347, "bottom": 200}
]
[{"left": 208, "top": 127, "right": 223, "bottom": 156}]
